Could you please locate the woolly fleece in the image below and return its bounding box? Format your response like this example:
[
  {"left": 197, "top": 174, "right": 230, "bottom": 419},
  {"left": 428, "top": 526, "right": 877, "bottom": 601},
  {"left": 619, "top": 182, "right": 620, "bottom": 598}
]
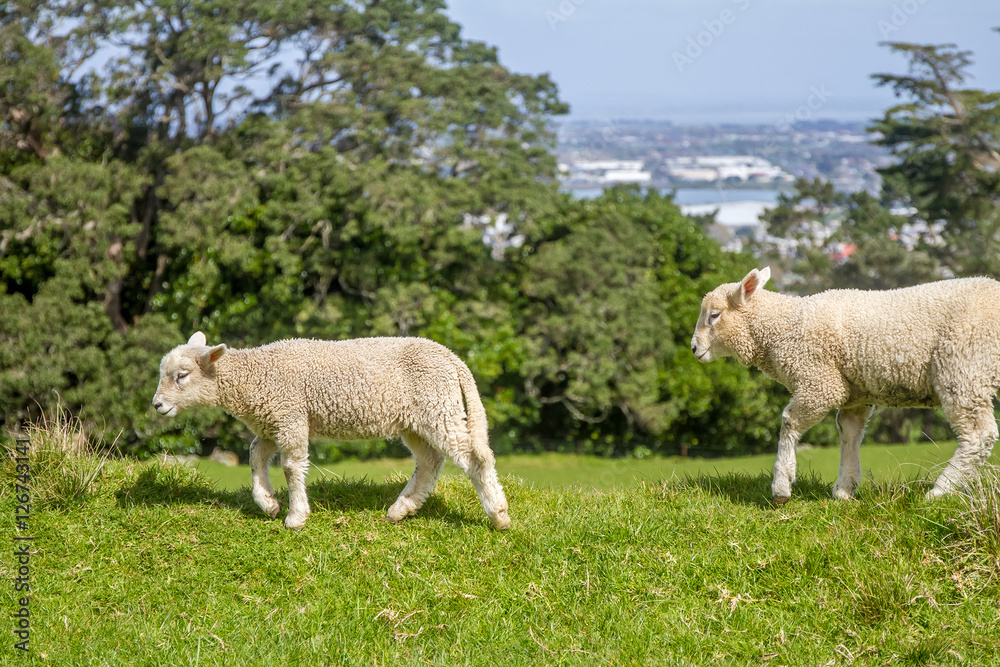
[
  {"left": 153, "top": 333, "right": 510, "bottom": 530},
  {"left": 691, "top": 268, "right": 1000, "bottom": 503}
]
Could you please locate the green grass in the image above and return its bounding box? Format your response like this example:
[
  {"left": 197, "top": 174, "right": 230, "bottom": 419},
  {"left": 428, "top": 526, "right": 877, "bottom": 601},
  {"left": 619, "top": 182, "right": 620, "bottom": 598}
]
[
  {"left": 193, "top": 440, "right": 992, "bottom": 493},
  {"left": 3, "top": 433, "right": 1000, "bottom": 666}
]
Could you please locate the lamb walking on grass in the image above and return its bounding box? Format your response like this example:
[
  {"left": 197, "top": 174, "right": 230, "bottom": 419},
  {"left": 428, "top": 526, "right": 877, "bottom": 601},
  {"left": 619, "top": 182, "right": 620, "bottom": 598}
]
[
  {"left": 152, "top": 332, "right": 510, "bottom": 531},
  {"left": 691, "top": 267, "right": 1000, "bottom": 504}
]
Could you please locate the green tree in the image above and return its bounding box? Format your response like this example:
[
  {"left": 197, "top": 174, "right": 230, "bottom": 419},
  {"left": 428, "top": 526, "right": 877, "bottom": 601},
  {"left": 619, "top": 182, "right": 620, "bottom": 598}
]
[
  {"left": 871, "top": 38, "right": 1000, "bottom": 276},
  {"left": 0, "top": 0, "right": 566, "bottom": 455},
  {"left": 517, "top": 188, "right": 794, "bottom": 456}
]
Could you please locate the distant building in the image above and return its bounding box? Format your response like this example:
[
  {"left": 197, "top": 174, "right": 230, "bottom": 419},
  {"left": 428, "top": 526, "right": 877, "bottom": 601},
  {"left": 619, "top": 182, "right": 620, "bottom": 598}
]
[
  {"left": 668, "top": 168, "right": 718, "bottom": 182},
  {"left": 561, "top": 159, "right": 653, "bottom": 187},
  {"left": 681, "top": 200, "right": 779, "bottom": 252},
  {"left": 680, "top": 200, "right": 776, "bottom": 243},
  {"left": 664, "top": 155, "right": 793, "bottom": 185},
  {"left": 572, "top": 160, "right": 645, "bottom": 172},
  {"left": 604, "top": 169, "right": 652, "bottom": 183},
  {"left": 829, "top": 242, "right": 857, "bottom": 264}
]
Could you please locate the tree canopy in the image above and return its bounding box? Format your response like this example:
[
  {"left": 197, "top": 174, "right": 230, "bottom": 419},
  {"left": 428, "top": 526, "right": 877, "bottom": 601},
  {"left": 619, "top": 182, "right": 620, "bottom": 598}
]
[{"left": 0, "top": 0, "right": 786, "bottom": 458}]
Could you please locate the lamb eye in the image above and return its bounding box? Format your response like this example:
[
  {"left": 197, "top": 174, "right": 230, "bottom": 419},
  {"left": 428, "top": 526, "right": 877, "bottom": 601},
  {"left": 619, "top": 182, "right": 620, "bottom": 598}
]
[
  {"left": 708, "top": 311, "right": 721, "bottom": 324},
  {"left": 177, "top": 371, "right": 190, "bottom": 381}
]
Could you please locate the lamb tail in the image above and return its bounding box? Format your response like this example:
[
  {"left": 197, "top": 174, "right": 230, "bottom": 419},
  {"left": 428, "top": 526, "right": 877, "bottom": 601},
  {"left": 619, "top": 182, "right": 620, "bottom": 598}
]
[{"left": 456, "top": 363, "right": 491, "bottom": 459}]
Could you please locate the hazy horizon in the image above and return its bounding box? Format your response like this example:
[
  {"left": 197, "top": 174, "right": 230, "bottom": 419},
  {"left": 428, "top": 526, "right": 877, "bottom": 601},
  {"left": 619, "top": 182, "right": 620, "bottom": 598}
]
[{"left": 447, "top": 0, "right": 1000, "bottom": 125}]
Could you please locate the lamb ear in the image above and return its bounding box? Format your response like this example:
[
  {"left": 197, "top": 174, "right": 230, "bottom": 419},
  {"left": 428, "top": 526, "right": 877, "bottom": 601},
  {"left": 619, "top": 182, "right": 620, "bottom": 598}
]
[
  {"left": 187, "top": 331, "right": 207, "bottom": 346},
  {"left": 757, "top": 266, "right": 771, "bottom": 288},
  {"left": 200, "top": 344, "right": 227, "bottom": 368},
  {"left": 734, "top": 267, "right": 770, "bottom": 306}
]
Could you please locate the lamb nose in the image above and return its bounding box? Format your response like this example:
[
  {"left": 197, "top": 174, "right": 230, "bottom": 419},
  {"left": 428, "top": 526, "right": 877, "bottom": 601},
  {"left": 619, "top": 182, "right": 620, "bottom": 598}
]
[
  {"left": 152, "top": 397, "right": 162, "bottom": 408},
  {"left": 691, "top": 344, "right": 697, "bottom": 354}
]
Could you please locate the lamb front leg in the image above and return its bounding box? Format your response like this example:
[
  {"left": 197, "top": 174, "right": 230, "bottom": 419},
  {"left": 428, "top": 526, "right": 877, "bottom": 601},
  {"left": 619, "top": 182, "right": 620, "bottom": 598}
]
[
  {"left": 269, "top": 420, "right": 312, "bottom": 530},
  {"left": 772, "top": 397, "right": 830, "bottom": 504},
  {"left": 249, "top": 436, "right": 280, "bottom": 518}
]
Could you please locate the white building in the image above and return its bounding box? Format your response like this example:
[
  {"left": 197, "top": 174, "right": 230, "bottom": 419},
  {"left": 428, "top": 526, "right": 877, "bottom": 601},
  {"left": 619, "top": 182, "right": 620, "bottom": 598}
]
[
  {"left": 679, "top": 200, "right": 775, "bottom": 230},
  {"left": 563, "top": 160, "right": 653, "bottom": 186},
  {"left": 665, "top": 155, "right": 792, "bottom": 184},
  {"left": 572, "top": 160, "right": 645, "bottom": 172},
  {"left": 604, "top": 169, "right": 652, "bottom": 183}
]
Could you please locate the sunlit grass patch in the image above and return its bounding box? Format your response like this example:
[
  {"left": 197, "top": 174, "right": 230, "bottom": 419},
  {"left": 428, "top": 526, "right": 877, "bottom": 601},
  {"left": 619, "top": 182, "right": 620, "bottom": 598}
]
[{"left": 3, "top": 421, "right": 1000, "bottom": 665}]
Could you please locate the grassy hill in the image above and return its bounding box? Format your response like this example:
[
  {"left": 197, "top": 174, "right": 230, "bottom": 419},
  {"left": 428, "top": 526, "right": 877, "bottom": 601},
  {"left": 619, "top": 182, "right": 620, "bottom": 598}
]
[{"left": 3, "top": 428, "right": 999, "bottom": 665}]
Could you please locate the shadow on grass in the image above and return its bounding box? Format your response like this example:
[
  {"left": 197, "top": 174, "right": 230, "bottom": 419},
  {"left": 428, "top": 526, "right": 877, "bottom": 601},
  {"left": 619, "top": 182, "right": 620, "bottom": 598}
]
[
  {"left": 306, "top": 475, "right": 477, "bottom": 527},
  {"left": 675, "top": 469, "right": 832, "bottom": 508},
  {"left": 114, "top": 463, "right": 477, "bottom": 528}
]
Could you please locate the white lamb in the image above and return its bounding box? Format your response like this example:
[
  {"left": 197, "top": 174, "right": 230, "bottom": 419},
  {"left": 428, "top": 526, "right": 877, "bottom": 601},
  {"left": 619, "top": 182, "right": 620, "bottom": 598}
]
[
  {"left": 691, "top": 267, "right": 1000, "bottom": 503},
  {"left": 152, "top": 332, "right": 510, "bottom": 531}
]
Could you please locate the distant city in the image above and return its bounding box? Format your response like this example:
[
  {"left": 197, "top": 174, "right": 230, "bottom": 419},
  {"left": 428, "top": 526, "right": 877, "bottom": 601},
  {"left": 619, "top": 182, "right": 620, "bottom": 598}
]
[
  {"left": 557, "top": 119, "right": 890, "bottom": 194},
  {"left": 557, "top": 119, "right": 894, "bottom": 247}
]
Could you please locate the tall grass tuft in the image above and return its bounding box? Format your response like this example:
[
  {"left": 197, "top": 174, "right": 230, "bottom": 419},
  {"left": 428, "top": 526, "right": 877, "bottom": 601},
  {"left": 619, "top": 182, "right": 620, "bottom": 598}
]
[
  {"left": 949, "top": 465, "right": 1000, "bottom": 570},
  {"left": 847, "top": 568, "right": 916, "bottom": 625},
  {"left": 3, "top": 408, "right": 114, "bottom": 509},
  {"left": 950, "top": 465, "right": 1000, "bottom": 590}
]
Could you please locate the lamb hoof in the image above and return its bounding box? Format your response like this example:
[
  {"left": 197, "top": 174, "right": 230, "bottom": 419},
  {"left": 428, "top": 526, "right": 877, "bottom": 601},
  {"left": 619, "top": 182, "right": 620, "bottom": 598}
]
[
  {"left": 255, "top": 497, "right": 280, "bottom": 519},
  {"left": 925, "top": 487, "right": 948, "bottom": 501},
  {"left": 284, "top": 515, "right": 307, "bottom": 531},
  {"left": 386, "top": 500, "right": 415, "bottom": 524},
  {"left": 772, "top": 495, "right": 791, "bottom": 506},
  {"left": 831, "top": 487, "right": 855, "bottom": 501},
  {"left": 491, "top": 509, "right": 511, "bottom": 531}
]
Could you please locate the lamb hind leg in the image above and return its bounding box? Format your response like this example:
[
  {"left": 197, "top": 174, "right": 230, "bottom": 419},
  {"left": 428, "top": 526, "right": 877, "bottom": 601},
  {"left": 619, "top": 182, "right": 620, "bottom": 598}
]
[
  {"left": 453, "top": 442, "right": 509, "bottom": 530},
  {"left": 249, "top": 436, "right": 280, "bottom": 519},
  {"left": 832, "top": 405, "right": 875, "bottom": 500},
  {"left": 447, "top": 432, "right": 509, "bottom": 530},
  {"left": 421, "top": 418, "right": 510, "bottom": 530},
  {"left": 929, "top": 404, "right": 998, "bottom": 499},
  {"left": 387, "top": 432, "right": 446, "bottom": 524}
]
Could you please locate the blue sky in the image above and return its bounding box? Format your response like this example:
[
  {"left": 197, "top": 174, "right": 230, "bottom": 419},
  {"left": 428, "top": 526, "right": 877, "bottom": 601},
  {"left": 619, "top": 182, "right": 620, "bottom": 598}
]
[{"left": 446, "top": 0, "right": 1000, "bottom": 123}]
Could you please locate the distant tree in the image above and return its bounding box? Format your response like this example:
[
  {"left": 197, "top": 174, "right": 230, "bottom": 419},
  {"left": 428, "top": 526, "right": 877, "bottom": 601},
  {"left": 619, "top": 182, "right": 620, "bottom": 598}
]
[{"left": 870, "top": 38, "right": 1000, "bottom": 277}]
